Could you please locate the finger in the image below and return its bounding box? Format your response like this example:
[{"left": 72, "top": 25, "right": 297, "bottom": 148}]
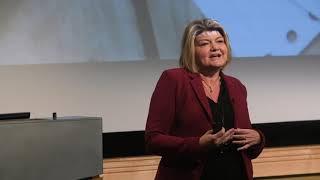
[
  {"left": 217, "top": 131, "right": 235, "bottom": 146},
  {"left": 224, "top": 128, "right": 234, "bottom": 136},
  {"left": 223, "top": 129, "right": 235, "bottom": 142},
  {"left": 215, "top": 130, "right": 229, "bottom": 144},
  {"left": 237, "top": 144, "right": 250, "bottom": 151},
  {"left": 220, "top": 127, "right": 226, "bottom": 134},
  {"left": 232, "top": 140, "right": 246, "bottom": 144},
  {"left": 235, "top": 128, "right": 250, "bottom": 134},
  {"left": 218, "top": 128, "right": 233, "bottom": 138},
  {"left": 225, "top": 128, "right": 235, "bottom": 134},
  {"left": 220, "top": 135, "right": 232, "bottom": 145},
  {"left": 213, "top": 128, "right": 225, "bottom": 138},
  {"left": 206, "top": 129, "right": 213, "bottom": 135},
  {"left": 233, "top": 134, "right": 246, "bottom": 140}
]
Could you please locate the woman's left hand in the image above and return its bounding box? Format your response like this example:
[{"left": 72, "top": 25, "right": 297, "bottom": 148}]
[{"left": 232, "top": 128, "right": 261, "bottom": 151}]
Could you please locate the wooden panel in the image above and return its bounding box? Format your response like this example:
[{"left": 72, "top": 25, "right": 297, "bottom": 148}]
[
  {"left": 102, "top": 145, "right": 320, "bottom": 180},
  {"left": 253, "top": 145, "right": 320, "bottom": 177},
  {"left": 104, "top": 157, "right": 159, "bottom": 173},
  {"left": 255, "top": 174, "right": 320, "bottom": 180}
]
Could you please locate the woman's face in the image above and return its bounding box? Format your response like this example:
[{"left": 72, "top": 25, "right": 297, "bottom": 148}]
[{"left": 194, "top": 30, "right": 228, "bottom": 71}]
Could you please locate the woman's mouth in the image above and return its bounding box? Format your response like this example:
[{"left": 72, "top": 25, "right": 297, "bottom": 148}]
[{"left": 209, "top": 53, "right": 222, "bottom": 58}]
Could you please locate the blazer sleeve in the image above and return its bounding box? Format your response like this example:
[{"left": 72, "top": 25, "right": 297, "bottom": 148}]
[
  {"left": 240, "top": 82, "right": 265, "bottom": 159},
  {"left": 145, "top": 71, "right": 205, "bottom": 159}
]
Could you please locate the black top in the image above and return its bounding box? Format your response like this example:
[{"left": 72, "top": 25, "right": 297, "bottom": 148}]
[{"left": 201, "top": 79, "right": 247, "bottom": 180}]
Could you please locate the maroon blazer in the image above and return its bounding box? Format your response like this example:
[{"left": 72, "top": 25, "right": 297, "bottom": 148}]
[{"left": 145, "top": 68, "right": 265, "bottom": 180}]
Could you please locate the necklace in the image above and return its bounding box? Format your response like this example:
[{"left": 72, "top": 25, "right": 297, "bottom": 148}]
[{"left": 201, "top": 76, "right": 220, "bottom": 93}]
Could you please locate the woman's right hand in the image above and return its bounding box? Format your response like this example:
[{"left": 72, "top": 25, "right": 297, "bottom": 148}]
[{"left": 199, "top": 128, "right": 235, "bottom": 149}]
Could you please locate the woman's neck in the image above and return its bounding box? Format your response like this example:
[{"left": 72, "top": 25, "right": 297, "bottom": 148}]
[{"left": 199, "top": 69, "right": 221, "bottom": 82}]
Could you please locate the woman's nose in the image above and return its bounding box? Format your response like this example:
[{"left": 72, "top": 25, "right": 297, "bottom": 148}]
[{"left": 210, "top": 43, "right": 218, "bottom": 51}]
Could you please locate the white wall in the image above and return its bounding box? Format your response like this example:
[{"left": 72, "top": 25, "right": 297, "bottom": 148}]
[
  {"left": 0, "top": 56, "right": 319, "bottom": 132},
  {"left": 227, "top": 56, "right": 320, "bottom": 124}
]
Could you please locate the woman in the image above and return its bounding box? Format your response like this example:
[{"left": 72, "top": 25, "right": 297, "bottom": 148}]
[{"left": 145, "top": 19, "right": 265, "bottom": 180}]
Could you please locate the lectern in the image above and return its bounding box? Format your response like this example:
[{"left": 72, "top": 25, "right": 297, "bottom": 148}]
[{"left": 0, "top": 116, "right": 103, "bottom": 180}]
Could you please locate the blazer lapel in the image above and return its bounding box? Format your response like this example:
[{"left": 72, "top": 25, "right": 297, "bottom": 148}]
[{"left": 189, "top": 73, "right": 213, "bottom": 121}]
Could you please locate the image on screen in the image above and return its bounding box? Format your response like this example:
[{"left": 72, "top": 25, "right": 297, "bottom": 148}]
[{"left": 0, "top": 0, "right": 319, "bottom": 65}]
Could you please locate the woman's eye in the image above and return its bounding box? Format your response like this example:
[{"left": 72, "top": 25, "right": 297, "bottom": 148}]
[{"left": 198, "top": 42, "right": 209, "bottom": 46}]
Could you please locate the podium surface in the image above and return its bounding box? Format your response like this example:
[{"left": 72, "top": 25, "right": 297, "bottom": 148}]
[{"left": 0, "top": 116, "right": 103, "bottom": 180}]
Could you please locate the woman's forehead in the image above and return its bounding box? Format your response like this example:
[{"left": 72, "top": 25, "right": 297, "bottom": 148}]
[{"left": 196, "top": 30, "right": 222, "bottom": 39}]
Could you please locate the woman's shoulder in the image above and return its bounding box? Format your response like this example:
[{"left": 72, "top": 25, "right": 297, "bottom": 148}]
[
  {"left": 161, "top": 68, "right": 191, "bottom": 79},
  {"left": 223, "top": 73, "right": 248, "bottom": 96},
  {"left": 223, "top": 73, "right": 245, "bottom": 87},
  {"left": 163, "top": 67, "right": 187, "bottom": 74},
  {"left": 158, "top": 68, "right": 196, "bottom": 85}
]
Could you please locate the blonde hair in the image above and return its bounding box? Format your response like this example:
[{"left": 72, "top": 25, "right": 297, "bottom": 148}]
[{"left": 179, "top": 19, "right": 232, "bottom": 73}]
